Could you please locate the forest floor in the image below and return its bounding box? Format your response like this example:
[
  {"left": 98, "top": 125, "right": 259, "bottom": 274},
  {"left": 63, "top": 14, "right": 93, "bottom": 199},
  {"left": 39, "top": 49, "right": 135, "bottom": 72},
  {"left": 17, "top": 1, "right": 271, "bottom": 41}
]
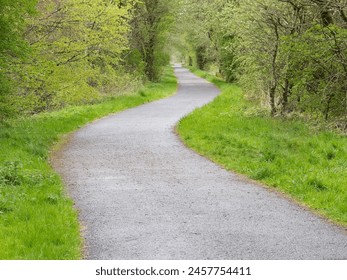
[{"left": 52, "top": 66, "right": 346, "bottom": 259}]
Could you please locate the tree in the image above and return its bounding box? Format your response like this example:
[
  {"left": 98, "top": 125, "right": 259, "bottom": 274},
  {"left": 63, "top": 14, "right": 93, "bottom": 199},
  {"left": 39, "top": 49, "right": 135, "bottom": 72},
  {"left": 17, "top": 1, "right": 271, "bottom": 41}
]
[
  {"left": 13, "top": 0, "right": 138, "bottom": 114},
  {"left": 0, "top": 0, "right": 37, "bottom": 119},
  {"left": 174, "top": 0, "right": 238, "bottom": 80},
  {"left": 175, "top": 0, "right": 347, "bottom": 124},
  {"left": 129, "top": 0, "right": 172, "bottom": 81}
]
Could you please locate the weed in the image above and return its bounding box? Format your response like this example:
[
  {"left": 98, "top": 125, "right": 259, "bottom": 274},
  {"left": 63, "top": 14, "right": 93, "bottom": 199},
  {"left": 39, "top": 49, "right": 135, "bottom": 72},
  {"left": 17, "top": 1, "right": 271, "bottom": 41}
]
[
  {"left": 46, "top": 195, "right": 59, "bottom": 205},
  {"left": 308, "top": 178, "right": 328, "bottom": 191},
  {"left": 326, "top": 150, "right": 336, "bottom": 160},
  {"left": 252, "top": 167, "right": 273, "bottom": 180},
  {"left": 0, "top": 161, "right": 22, "bottom": 186},
  {"left": 262, "top": 151, "right": 276, "bottom": 162},
  {"left": 0, "top": 199, "right": 12, "bottom": 214}
]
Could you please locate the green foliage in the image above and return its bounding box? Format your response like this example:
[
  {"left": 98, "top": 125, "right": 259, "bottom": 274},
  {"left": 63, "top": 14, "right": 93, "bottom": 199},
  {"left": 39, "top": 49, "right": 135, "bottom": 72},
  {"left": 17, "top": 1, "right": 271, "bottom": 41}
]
[
  {"left": 0, "top": 75, "right": 12, "bottom": 119},
  {"left": 0, "top": 66, "right": 176, "bottom": 259},
  {"left": 232, "top": 0, "right": 347, "bottom": 121},
  {"left": 12, "top": 0, "right": 140, "bottom": 114},
  {"left": 129, "top": 0, "right": 174, "bottom": 81},
  {"left": 178, "top": 68, "right": 347, "bottom": 227},
  {"left": 3, "top": 0, "right": 173, "bottom": 117},
  {"left": 219, "top": 35, "right": 238, "bottom": 82},
  {"left": 173, "top": 0, "right": 237, "bottom": 77},
  {"left": 283, "top": 24, "right": 347, "bottom": 120},
  {"left": 0, "top": 0, "right": 36, "bottom": 56},
  {"left": 0, "top": 0, "right": 37, "bottom": 119},
  {"left": 175, "top": 0, "right": 347, "bottom": 125},
  {"left": 2, "top": 0, "right": 171, "bottom": 118}
]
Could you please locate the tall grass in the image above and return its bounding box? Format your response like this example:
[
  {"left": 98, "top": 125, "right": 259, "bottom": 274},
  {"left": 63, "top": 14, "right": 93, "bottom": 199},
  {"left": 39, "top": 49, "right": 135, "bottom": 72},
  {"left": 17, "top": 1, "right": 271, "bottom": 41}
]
[
  {"left": 0, "top": 67, "right": 177, "bottom": 259},
  {"left": 177, "top": 68, "right": 347, "bottom": 227}
]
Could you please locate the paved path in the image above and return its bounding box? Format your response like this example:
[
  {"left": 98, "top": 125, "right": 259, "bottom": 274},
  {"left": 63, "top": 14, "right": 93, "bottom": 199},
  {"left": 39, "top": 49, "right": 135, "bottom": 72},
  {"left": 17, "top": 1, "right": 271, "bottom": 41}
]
[{"left": 53, "top": 66, "right": 347, "bottom": 259}]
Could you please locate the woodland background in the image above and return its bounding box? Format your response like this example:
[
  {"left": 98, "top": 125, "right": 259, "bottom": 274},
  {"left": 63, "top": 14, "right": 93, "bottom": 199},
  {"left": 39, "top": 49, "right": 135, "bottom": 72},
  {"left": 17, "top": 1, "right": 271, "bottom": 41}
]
[{"left": 1, "top": 0, "right": 347, "bottom": 127}]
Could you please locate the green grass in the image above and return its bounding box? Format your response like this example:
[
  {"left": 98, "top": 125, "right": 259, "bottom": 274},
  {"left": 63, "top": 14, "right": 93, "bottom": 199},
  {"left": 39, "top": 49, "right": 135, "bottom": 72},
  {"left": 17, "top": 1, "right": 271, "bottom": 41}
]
[
  {"left": 177, "top": 68, "right": 347, "bottom": 227},
  {"left": 0, "top": 67, "right": 177, "bottom": 259}
]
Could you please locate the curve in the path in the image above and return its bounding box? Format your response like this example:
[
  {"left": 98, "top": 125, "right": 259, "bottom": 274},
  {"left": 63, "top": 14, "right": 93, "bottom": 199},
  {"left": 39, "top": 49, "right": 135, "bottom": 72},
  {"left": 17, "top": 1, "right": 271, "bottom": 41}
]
[{"left": 53, "top": 66, "right": 347, "bottom": 260}]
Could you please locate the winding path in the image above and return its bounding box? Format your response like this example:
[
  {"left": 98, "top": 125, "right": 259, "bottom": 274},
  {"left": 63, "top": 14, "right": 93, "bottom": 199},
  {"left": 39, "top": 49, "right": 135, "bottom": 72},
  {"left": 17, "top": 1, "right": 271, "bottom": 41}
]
[{"left": 53, "top": 66, "right": 347, "bottom": 259}]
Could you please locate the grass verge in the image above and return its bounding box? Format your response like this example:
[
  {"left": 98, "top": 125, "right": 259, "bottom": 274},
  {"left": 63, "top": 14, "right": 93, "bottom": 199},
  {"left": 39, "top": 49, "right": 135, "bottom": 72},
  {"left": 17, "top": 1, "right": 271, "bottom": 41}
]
[
  {"left": 177, "top": 68, "right": 347, "bottom": 227},
  {"left": 0, "top": 67, "right": 177, "bottom": 259}
]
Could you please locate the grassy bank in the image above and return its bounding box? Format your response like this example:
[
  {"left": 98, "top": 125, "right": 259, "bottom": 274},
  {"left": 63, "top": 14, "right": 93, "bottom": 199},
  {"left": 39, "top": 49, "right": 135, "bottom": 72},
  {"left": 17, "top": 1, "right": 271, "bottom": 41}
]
[
  {"left": 0, "top": 67, "right": 177, "bottom": 259},
  {"left": 177, "top": 68, "right": 347, "bottom": 227}
]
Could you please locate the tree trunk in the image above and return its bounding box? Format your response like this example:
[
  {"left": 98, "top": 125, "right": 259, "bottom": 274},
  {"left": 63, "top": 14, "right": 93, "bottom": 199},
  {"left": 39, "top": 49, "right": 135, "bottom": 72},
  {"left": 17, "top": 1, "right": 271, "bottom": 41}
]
[
  {"left": 145, "top": 35, "right": 156, "bottom": 81},
  {"left": 270, "top": 20, "right": 279, "bottom": 116},
  {"left": 270, "top": 86, "right": 277, "bottom": 116},
  {"left": 282, "top": 79, "right": 290, "bottom": 114}
]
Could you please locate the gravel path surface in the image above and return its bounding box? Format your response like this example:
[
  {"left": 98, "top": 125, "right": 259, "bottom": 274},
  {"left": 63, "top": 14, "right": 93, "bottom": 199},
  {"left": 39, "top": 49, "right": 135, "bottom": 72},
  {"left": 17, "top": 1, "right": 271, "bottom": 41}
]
[{"left": 53, "top": 66, "right": 347, "bottom": 259}]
